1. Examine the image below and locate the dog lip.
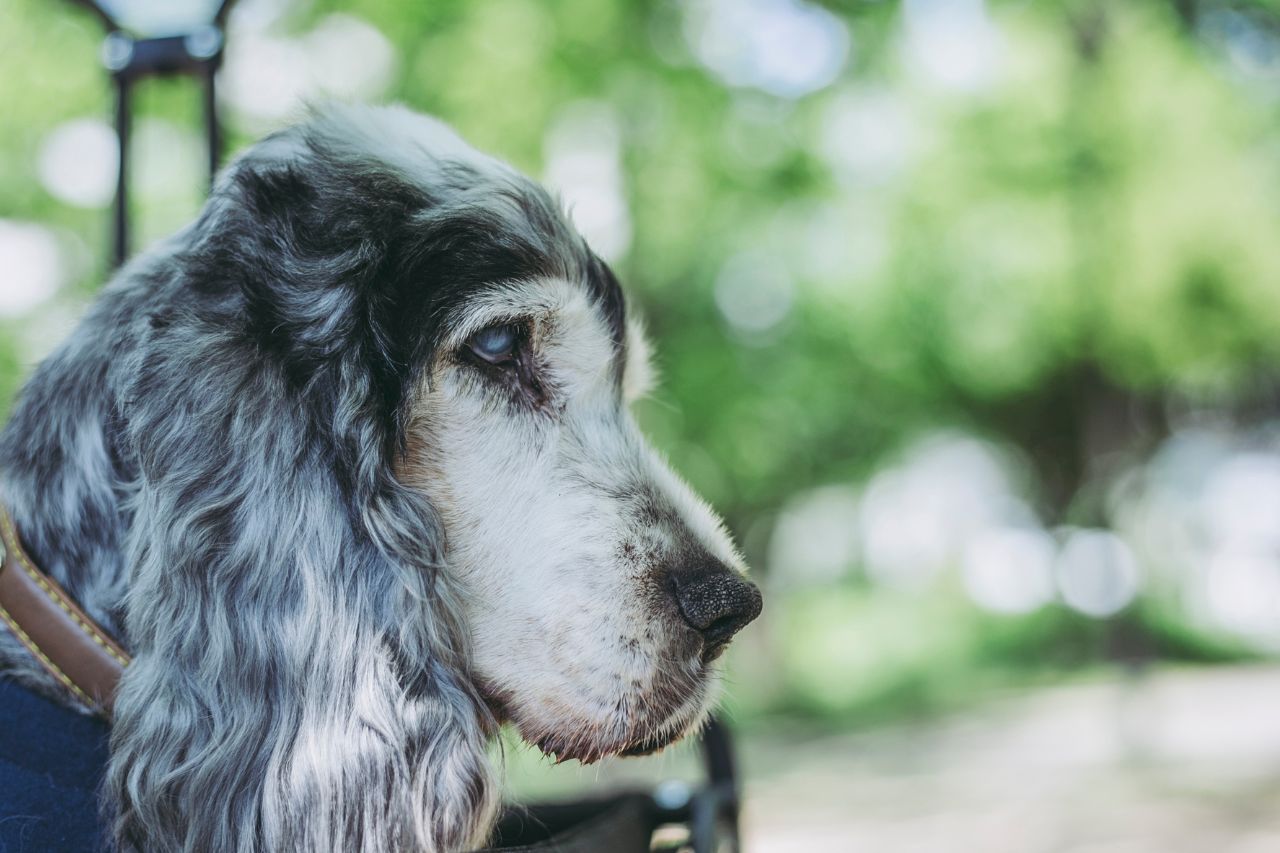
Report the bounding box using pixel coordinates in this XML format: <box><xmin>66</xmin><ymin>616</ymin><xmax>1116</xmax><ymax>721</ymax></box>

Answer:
<box><xmin>533</xmin><ymin>736</ymin><xmax>614</xmax><ymax>766</ymax></box>
<box><xmin>618</xmin><ymin>706</ymin><xmax>699</xmax><ymax>758</ymax></box>
<box><xmin>618</xmin><ymin>728</ymin><xmax>681</xmax><ymax>757</ymax></box>
<box><xmin>474</xmin><ymin>678</ymin><xmax>514</xmax><ymax>725</ymax></box>
<box><xmin>700</xmin><ymin>640</ymin><xmax>731</xmax><ymax>664</ymax></box>
<box><xmin>503</xmin><ymin>655</ymin><xmax>713</xmax><ymax>763</ymax></box>
<box><xmin>527</xmin><ymin>702</ymin><xmax>698</xmax><ymax>763</ymax></box>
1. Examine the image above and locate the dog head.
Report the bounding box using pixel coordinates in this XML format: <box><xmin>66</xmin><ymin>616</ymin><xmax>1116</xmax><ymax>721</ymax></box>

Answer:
<box><xmin>219</xmin><ymin>105</ymin><xmax>761</xmax><ymax>764</ymax></box>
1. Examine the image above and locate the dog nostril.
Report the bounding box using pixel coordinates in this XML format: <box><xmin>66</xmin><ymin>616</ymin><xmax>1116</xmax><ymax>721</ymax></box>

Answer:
<box><xmin>669</xmin><ymin>567</ymin><xmax>763</xmax><ymax>651</ymax></box>
<box><xmin>702</xmin><ymin>612</ymin><xmax>748</xmax><ymax>649</ymax></box>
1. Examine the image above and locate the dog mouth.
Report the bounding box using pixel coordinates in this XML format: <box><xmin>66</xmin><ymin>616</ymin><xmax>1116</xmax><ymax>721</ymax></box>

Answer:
<box><xmin>473</xmin><ymin>632</ymin><xmax>719</xmax><ymax>764</ymax></box>
<box><xmin>474</xmin><ymin>678</ymin><xmax>519</xmax><ymax>730</ymax></box>
<box><xmin>618</xmin><ymin>726</ymin><xmax>685</xmax><ymax>757</ymax></box>
<box><xmin>484</xmin><ymin>669</ymin><xmax>712</xmax><ymax>765</ymax></box>
<box><xmin>532</xmin><ymin>711</ymin><xmax>697</xmax><ymax>764</ymax></box>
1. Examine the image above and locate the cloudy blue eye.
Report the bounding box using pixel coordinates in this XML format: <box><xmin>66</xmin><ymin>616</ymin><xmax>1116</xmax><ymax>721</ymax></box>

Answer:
<box><xmin>468</xmin><ymin>323</ymin><xmax>519</xmax><ymax>364</ymax></box>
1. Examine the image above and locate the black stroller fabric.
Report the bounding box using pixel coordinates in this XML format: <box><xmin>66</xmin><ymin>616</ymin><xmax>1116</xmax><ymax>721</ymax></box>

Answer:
<box><xmin>481</xmin><ymin>794</ymin><xmax>656</xmax><ymax>853</ymax></box>
<box><xmin>0</xmin><ymin>675</ymin><xmax>734</xmax><ymax>853</ymax></box>
<box><xmin>0</xmin><ymin>677</ymin><xmax>112</xmax><ymax>852</ymax></box>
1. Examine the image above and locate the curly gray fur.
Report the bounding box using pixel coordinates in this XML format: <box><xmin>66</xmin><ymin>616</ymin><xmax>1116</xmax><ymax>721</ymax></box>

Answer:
<box><xmin>0</xmin><ymin>105</ymin><xmax>619</xmax><ymax>852</ymax></box>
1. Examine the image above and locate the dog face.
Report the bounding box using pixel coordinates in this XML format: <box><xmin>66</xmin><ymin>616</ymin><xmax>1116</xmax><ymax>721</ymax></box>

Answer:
<box><xmin>402</xmin><ymin>279</ymin><xmax>759</xmax><ymax>762</ymax></box>
<box><xmin>307</xmin><ymin>109</ymin><xmax>763</xmax><ymax>763</ymax></box>
<box><xmin>229</xmin><ymin>106</ymin><xmax>760</xmax><ymax>765</ymax></box>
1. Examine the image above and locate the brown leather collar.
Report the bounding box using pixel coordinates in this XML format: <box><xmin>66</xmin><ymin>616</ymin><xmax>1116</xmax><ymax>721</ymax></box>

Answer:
<box><xmin>0</xmin><ymin>506</ymin><xmax>130</xmax><ymax>716</ymax></box>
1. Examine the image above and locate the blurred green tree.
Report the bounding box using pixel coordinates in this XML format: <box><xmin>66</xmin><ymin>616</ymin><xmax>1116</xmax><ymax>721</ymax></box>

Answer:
<box><xmin>5</xmin><ymin>0</ymin><xmax>1280</xmax><ymax>721</ymax></box>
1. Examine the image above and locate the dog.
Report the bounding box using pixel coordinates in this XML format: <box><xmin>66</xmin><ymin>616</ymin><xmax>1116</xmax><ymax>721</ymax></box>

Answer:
<box><xmin>0</xmin><ymin>104</ymin><xmax>761</xmax><ymax>852</ymax></box>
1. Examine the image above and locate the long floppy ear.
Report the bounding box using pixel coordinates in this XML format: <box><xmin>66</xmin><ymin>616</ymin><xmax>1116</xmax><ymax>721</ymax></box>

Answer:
<box><xmin>106</xmin><ymin>136</ymin><xmax>498</xmax><ymax>852</ymax></box>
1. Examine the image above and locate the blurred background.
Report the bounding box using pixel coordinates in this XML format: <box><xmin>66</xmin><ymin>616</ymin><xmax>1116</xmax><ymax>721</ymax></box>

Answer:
<box><xmin>5</xmin><ymin>0</ymin><xmax>1280</xmax><ymax>849</ymax></box>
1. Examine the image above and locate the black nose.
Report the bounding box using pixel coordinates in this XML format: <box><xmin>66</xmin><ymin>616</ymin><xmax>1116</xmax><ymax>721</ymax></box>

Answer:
<box><xmin>670</xmin><ymin>566</ymin><xmax>762</xmax><ymax>651</ymax></box>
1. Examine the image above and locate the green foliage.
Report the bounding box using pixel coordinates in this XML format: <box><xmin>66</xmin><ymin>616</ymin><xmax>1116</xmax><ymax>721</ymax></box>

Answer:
<box><xmin>2</xmin><ymin>0</ymin><xmax>1278</xmax><ymax>726</ymax></box>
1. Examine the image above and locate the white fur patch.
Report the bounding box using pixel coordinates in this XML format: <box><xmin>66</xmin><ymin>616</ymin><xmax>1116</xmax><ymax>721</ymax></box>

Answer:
<box><xmin>401</xmin><ymin>275</ymin><xmax>749</xmax><ymax>763</ymax></box>
<box><xmin>622</xmin><ymin>316</ymin><xmax>657</xmax><ymax>403</ymax></box>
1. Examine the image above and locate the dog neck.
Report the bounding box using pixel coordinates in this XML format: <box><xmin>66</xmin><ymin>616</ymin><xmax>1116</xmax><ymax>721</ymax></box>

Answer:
<box><xmin>0</xmin><ymin>333</ymin><xmax>134</xmax><ymax>706</ymax></box>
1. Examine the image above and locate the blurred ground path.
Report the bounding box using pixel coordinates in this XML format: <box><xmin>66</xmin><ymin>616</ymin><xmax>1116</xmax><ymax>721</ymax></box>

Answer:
<box><xmin>742</xmin><ymin>665</ymin><xmax>1280</xmax><ymax>852</ymax></box>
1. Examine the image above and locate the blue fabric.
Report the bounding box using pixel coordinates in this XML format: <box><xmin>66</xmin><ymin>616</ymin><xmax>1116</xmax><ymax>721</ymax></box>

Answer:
<box><xmin>0</xmin><ymin>677</ymin><xmax>110</xmax><ymax>852</ymax></box>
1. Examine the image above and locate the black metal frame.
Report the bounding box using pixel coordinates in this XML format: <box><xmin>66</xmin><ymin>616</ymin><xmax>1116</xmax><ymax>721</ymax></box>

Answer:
<box><xmin>67</xmin><ymin>0</ymin><xmax>236</xmax><ymax>267</ymax></box>
<box><xmin>480</xmin><ymin>717</ymin><xmax>743</xmax><ymax>852</ymax></box>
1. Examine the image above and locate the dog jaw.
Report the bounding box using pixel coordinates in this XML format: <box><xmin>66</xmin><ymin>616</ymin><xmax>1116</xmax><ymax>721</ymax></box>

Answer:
<box><xmin>487</xmin><ymin>665</ymin><xmax>718</xmax><ymax>765</ymax></box>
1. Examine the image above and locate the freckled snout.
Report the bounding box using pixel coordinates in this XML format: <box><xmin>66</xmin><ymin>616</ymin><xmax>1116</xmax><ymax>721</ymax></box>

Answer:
<box><xmin>669</xmin><ymin>563</ymin><xmax>762</xmax><ymax>656</ymax></box>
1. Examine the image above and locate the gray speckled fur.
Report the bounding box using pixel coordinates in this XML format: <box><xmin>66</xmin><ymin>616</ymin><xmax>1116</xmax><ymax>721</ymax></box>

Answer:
<box><xmin>0</xmin><ymin>105</ymin><xmax>617</xmax><ymax>852</ymax></box>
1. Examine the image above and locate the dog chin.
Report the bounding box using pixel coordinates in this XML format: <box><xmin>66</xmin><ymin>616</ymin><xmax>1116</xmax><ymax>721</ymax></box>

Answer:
<box><xmin>484</xmin><ymin>677</ymin><xmax>715</xmax><ymax>765</ymax></box>
<box><xmin>528</xmin><ymin>706</ymin><xmax>706</xmax><ymax>765</ymax></box>
<box><xmin>616</xmin><ymin>717</ymin><xmax>699</xmax><ymax>757</ymax></box>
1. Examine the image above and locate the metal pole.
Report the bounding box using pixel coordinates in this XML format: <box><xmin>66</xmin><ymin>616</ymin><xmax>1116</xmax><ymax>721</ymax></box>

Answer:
<box><xmin>71</xmin><ymin>2</ymin><xmax>238</xmax><ymax>269</ymax></box>
<box><xmin>112</xmin><ymin>74</ymin><xmax>131</xmax><ymax>268</ymax></box>
<box><xmin>203</xmin><ymin>62</ymin><xmax>220</xmax><ymax>185</ymax></box>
